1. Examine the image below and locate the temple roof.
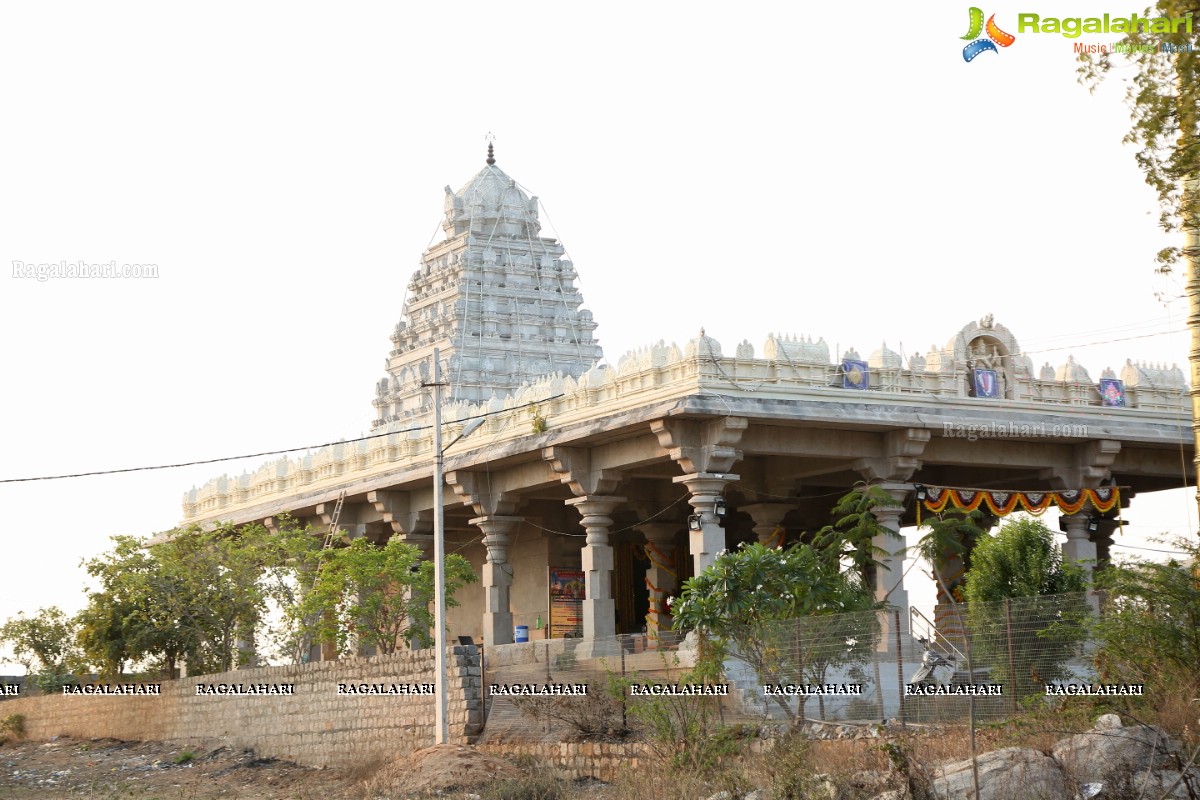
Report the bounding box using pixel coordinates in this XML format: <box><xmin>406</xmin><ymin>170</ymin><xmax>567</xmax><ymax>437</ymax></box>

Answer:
<box><xmin>454</xmin><ymin>164</ymin><xmax>528</xmax><ymax>213</ymax></box>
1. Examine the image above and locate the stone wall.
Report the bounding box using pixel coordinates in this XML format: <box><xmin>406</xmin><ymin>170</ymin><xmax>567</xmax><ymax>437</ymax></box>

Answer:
<box><xmin>478</xmin><ymin>741</ymin><xmax>652</xmax><ymax>783</ymax></box>
<box><xmin>0</xmin><ymin>645</ymin><xmax>482</xmax><ymax>769</ymax></box>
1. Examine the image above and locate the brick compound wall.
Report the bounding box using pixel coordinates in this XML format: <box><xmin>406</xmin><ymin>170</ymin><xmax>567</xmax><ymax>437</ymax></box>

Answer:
<box><xmin>0</xmin><ymin>645</ymin><xmax>483</xmax><ymax>768</ymax></box>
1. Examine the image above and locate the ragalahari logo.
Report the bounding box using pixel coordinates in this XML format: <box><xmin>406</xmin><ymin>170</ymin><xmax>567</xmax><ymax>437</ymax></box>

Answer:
<box><xmin>962</xmin><ymin>8</ymin><xmax>1016</xmax><ymax>61</ymax></box>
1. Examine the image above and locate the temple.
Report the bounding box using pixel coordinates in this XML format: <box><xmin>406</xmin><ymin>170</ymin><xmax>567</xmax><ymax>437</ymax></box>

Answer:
<box><xmin>182</xmin><ymin>149</ymin><xmax>1195</xmax><ymax>651</ymax></box>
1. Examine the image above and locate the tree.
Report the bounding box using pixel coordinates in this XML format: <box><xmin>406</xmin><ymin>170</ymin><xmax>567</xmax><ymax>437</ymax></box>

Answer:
<box><xmin>962</xmin><ymin>517</ymin><xmax>1090</xmax><ymax>698</ymax></box>
<box><xmin>79</xmin><ymin>534</ymin><xmax>190</xmax><ymax>679</ymax></box>
<box><xmin>298</xmin><ymin>537</ymin><xmax>476</xmax><ymax>656</ymax></box>
<box><xmin>1091</xmin><ymin>536</ymin><xmax>1200</xmax><ymax>690</ymax></box>
<box><xmin>911</xmin><ymin>509</ymin><xmax>989</xmax><ymax>607</ymax></box>
<box><xmin>672</xmin><ymin>541</ymin><xmax>878</xmax><ymax>722</ymax></box>
<box><xmin>0</xmin><ymin>607</ymin><xmax>84</xmax><ymax>692</ymax></box>
<box><xmin>79</xmin><ymin>523</ymin><xmax>278</xmax><ymax>678</ymax></box>
<box><xmin>156</xmin><ymin>523</ymin><xmax>271</xmax><ymax>674</ymax></box>
<box><xmin>813</xmin><ymin>483</ymin><xmax>905</xmax><ymax>594</ymax></box>
<box><xmin>1078</xmin><ymin>3</ymin><xmax>1200</xmax><ymax>512</ymax></box>
<box><xmin>253</xmin><ymin>515</ymin><xmax>326</xmax><ymax>664</ymax></box>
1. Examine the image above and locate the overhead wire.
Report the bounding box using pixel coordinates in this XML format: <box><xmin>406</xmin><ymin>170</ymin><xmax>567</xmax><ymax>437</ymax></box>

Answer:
<box><xmin>0</xmin><ymin>394</ymin><xmax>564</xmax><ymax>485</ymax></box>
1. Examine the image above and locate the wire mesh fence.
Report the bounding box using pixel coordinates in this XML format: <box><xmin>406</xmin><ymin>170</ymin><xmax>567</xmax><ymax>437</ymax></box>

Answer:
<box><xmin>479</xmin><ymin>593</ymin><xmax>1098</xmax><ymax>741</ymax></box>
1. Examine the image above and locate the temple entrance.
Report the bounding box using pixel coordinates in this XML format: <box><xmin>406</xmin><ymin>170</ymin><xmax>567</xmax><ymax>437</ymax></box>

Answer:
<box><xmin>614</xmin><ymin>539</ymin><xmax>650</xmax><ymax>634</ymax></box>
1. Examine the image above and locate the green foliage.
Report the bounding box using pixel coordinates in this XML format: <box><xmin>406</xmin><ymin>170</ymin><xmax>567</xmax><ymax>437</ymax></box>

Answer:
<box><xmin>612</xmin><ymin>665</ymin><xmax>747</xmax><ymax>774</ymax></box>
<box><xmin>79</xmin><ymin>520</ymin><xmax>299</xmax><ymax>678</ymax></box>
<box><xmin>672</xmin><ymin>540</ymin><xmax>878</xmax><ymax>722</ymax></box>
<box><xmin>79</xmin><ymin>534</ymin><xmax>180</xmax><ymax>679</ymax></box>
<box><xmin>0</xmin><ymin>607</ymin><xmax>84</xmax><ymax>693</ymax></box>
<box><xmin>963</xmin><ymin>518</ymin><xmax>1090</xmax><ymax>697</ymax></box>
<box><xmin>813</xmin><ymin>484</ymin><xmax>903</xmax><ymax>582</ymax></box>
<box><xmin>0</xmin><ymin>713</ymin><xmax>26</xmax><ymax>741</ymax></box>
<box><xmin>964</xmin><ymin>518</ymin><xmax>1087</xmax><ymax>602</ymax></box>
<box><xmin>1092</xmin><ymin>536</ymin><xmax>1200</xmax><ymax>689</ymax></box>
<box><xmin>172</xmin><ymin>750</ymin><xmax>196</xmax><ymax>764</ymax></box>
<box><xmin>913</xmin><ymin>510</ymin><xmax>989</xmax><ymax>603</ymax></box>
<box><xmin>299</xmin><ymin>537</ymin><xmax>476</xmax><ymax>656</ymax></box>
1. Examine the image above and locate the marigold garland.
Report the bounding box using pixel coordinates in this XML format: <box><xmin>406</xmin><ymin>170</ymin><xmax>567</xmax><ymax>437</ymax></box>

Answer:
<box><xmin>918</xmin><ymin>486</ymin><xmax>1120</xmax><ymax>523</ymax></box>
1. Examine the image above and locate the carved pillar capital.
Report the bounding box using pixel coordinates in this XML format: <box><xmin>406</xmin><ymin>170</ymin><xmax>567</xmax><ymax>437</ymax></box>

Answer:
<box><xmin>1040</xmin><ymin>440</ymin><xmax>1121</xmax><ymax>489</ymax></box>
<box><xmin>651</xmin><ymin>416</ymin><xmax>748</xmax><ymax>475</ymax></box>
<box><xmin>565</xmin><ymin>495</ymin><xmax>625</xmax><ymax>545</ymax></box>
<box><xmin>741</xmin><ymin>502</ymin><xmax>793</xmax><ymax>547</ymax></box>
<box><xmin>470</xmin><ymin>515</ymin><xmax>522</xmax><ymax>564</ymax></box>
<box><xmin>447</xmin><ymin>471</ymin><xmax>521</xmax><ymax>517</ymax></box>
<box><xmin>637</xmin><ymin>522</ymin><xmax>679</xmax><ymax>547</ymax></box>
<box><xmin>544</xmin><ymin>446</ymin><xmax>622</xmax><ymax>496</ymax></box>
<box><xmin>853</xmin><ymin>429</ymin><xmax>931</xmax><ymax>483</ymax></box>
<box><xmin>674</xmin><ymin>472</ymin><xmax>738</xmax><ymax>575</ymax></box>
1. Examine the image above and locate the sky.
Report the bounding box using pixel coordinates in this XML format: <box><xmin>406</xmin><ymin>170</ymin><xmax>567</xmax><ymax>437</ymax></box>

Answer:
<box><xmin>1</xmin><ymin>3</ymin><xmax>1197</xmax><ymax>669</ymax></box>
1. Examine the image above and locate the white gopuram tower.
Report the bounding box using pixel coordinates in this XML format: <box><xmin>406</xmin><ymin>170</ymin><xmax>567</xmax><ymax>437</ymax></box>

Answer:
<box><xmin>372</xmin><ymin>145</ymin><xmax>603</xmax><ymax>428</ymax></box>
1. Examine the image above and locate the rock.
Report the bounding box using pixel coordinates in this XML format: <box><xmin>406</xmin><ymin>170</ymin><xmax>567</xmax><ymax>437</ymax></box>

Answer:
<box><xmin>803</xmin><ymin>775</ymin><xmax>838</xmax><ymax>800</ymax></box>
<box><xmin>848</xmin><ymin>769</ymin><xmax>888</xmax><ymax>790</ymax></box>
<box><xmin>931</xmin><ymin>747</ymin><xmax>1068</xmax><ymax>800</ymax></box>
<box><xmin>1052</xmin><ymin>724</ymin><xmax>1178</xmax><ymax>784</ymax></box>
<box><xmin>1093</xmin><ymin>714</ymin><xmax>1122</xmax><ymax>731</ymax></box>
<box><xmin>743</xmin><ymin>791</ymin><xmax>763</xmax><ymax>800</ymax></box>
<box><xmin>704</xmin><ymin>792</ymin><xmax>732</xmax><ymax>800</ymax></box>
<box><xmin>1129</xmin><ymin>769</ymin><xmax>1200</xmax><ymax>799</ymax></box>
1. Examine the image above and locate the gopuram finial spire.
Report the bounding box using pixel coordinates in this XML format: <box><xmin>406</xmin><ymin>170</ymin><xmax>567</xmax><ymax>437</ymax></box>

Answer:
<box><xmin>485</xmin><ymin>132</ymin><xmax>496</xmax><ymax>166</ymax></box>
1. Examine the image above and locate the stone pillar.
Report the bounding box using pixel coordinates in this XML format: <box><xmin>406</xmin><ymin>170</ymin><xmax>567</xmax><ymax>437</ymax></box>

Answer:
<box><xmin>565</xmin><ymin>496</ymin><xmax>624</xmax><ymax>641</ymax></box>
<box><xmin>472</xmin><ymin>515</ymin><xmax>521</xmax><ymax>648</ymax></box>
<box><xmin>741</xmin><ymin>502</ymin><xmax>792</xmax><ymax>548</ymax></box>
<box><xmin>869</xmin><ymin>489</ymin><xmax>909</xmax><ymax>610</ymax></box>
<box><xmin>1061</xmin><ymin>512</ymin><xmax>1098</xmax><ymax>582</ymax></box>
<box><xmin>638</xmin><ymin>522</ymin><xmax>679</xmax><ymax>637</ymax></box>
<box><xmin>866</xmin><ymin>485</ymin><xmax>911</xmax><ymax>653</ymax></box>
<box><xmin>234</xmin><ymin>626</ymin><xmax>257</xmax><ymax>670</ymax></box>
<box><xmin>674</xmin><ymin>473</ymin><xmax>738</xmax><ymax>575</ymax></box>
<box><xmin>404</xmin><ymin>535</ymin><xmax>434</xmax><ymax>649</ymax></box>
<box><xmin>1091</xmin><ymin>518</ymin><xmax>1119</xmax><ymax>572</ymax></box>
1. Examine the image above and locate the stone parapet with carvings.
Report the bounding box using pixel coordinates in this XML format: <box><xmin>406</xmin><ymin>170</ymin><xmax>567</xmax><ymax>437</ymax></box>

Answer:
<box><xmin>182</xmin><ymin>326</ymin><xmax>1189</xmax><ymax>523</ymax></box>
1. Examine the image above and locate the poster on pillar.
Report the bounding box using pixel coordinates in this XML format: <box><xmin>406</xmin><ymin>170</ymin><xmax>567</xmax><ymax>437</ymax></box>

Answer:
<box><xmin>548</xmin><ymin>568</ymin><xmax>584</xmax><ymax>639</ymax></box>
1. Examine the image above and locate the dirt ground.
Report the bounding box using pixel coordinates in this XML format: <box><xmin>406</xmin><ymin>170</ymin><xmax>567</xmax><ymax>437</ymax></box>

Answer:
<box><xmin>0</xmin><ymin>737</ymin><xmax>523</xmax><ymax>800</ymax></box>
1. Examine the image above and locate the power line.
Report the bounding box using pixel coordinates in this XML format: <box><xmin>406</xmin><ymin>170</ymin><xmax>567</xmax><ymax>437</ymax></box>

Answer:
<box><xmin>0</xmin><ymin>395</ymin><xmax>562</xmax><ymax>485</ymax></box>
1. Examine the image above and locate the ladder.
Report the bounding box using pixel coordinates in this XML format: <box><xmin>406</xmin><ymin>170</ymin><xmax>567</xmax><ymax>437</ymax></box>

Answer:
<box><xmin>321</xmin><ymin>490</ymin><xmax>347</xmax><ymax>549</ymax></box>
<box><xmin>298</xmin><ymin>489</ymin><xmax>347</xmax><ymax>664</ymax></box>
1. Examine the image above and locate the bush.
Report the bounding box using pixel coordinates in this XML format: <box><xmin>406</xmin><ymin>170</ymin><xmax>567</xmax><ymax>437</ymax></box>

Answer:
<box><xmin>485</xmin><ymin>769</ymin><xmax>570</xmax><ymax>800</ymax></box>
<box><xmin>614</xmin><ymin>668</ymin><xmax>750</xmax><ymax>774</ymax></box>
<box><xmin>0</xmin><ymin>713</ymin><xmax>26</xmax><ymax>745</ymax></box>
<box><xmin>510</xmin><ymin>675</ymin><xmax>629</xmax><ymax>740</ymax></box>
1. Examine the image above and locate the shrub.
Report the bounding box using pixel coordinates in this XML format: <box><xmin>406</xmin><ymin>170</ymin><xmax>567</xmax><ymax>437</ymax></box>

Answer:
<box><xmin>510</xmin><ymin>675</ymin><xmax>629</xmax><ymax>740</ymax></box>
<box><xmin>0</xmin><ymin>714</ymin><xmax>26</xmax><ymax>745</ymax></box>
